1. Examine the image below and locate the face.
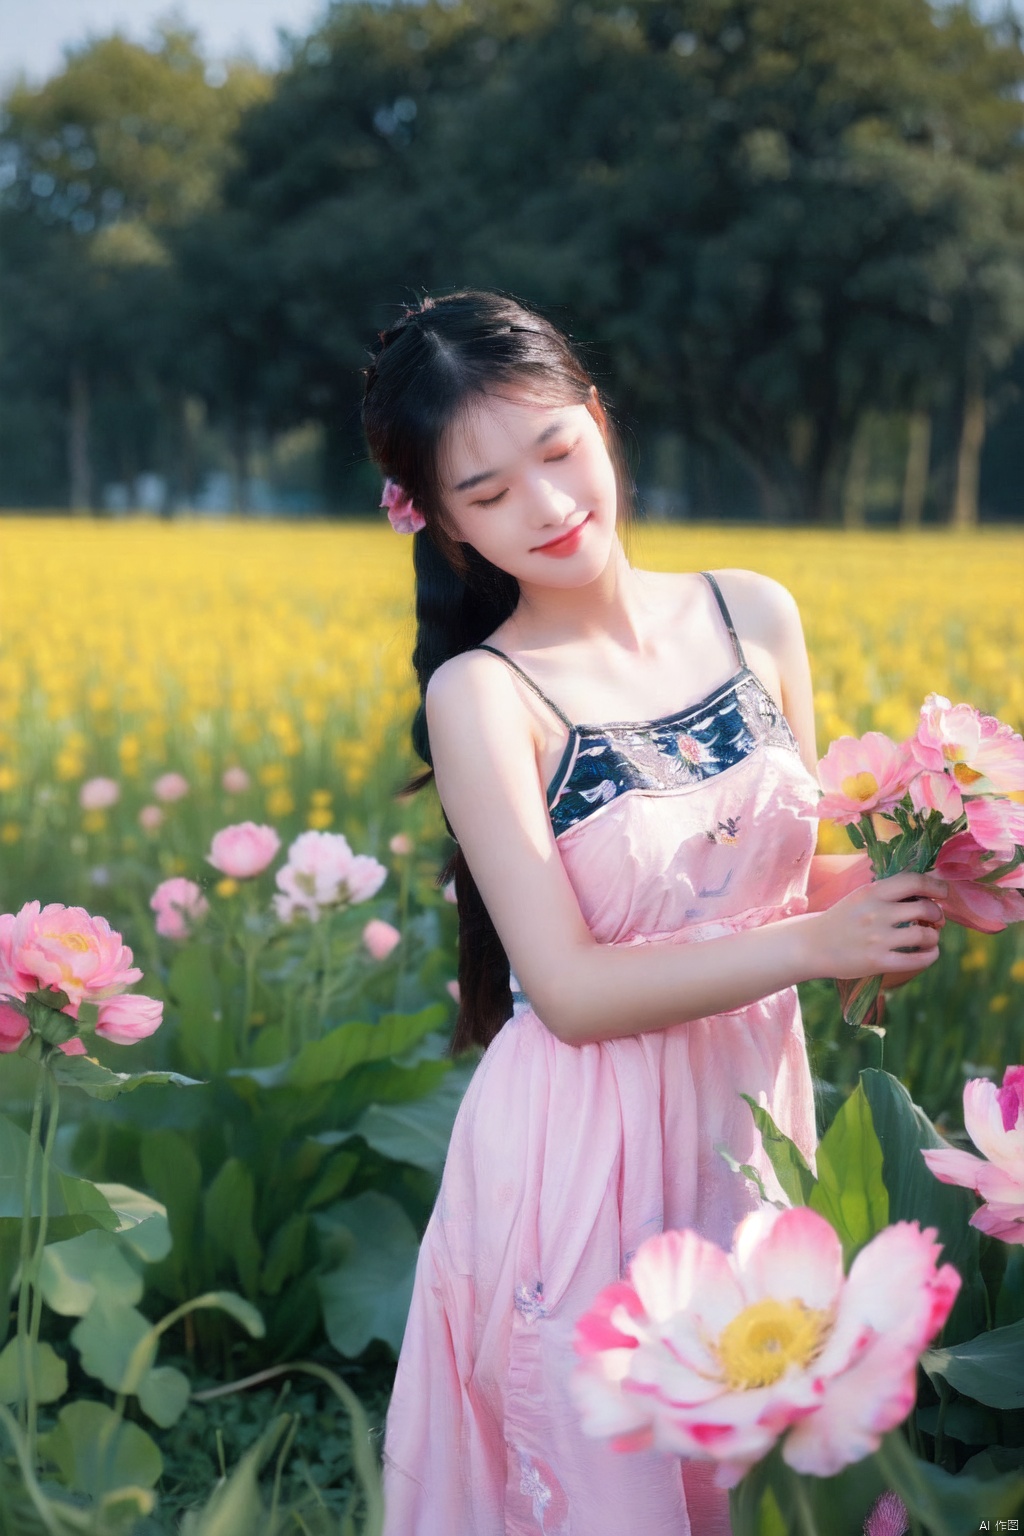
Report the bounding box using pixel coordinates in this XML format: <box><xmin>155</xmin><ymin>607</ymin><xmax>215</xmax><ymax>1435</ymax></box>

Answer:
<box><xmin>440</xmin><ymin>390</ymin><xmax>619</xmax><ymax>586</ymax></box>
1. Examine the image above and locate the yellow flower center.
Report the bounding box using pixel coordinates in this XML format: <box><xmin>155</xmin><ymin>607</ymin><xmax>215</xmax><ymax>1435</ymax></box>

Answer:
<box><xmin>43</xmin><ymin>930</ymin><xmax>91</xmax><ymax>954</ymax></box>
<box><xmin>840</xmin><ymin>771</ymin><xmax>878</xmax><ymax>803</ymax></box>
<box><xmin>715</xmin><ymin>1298</ymin><xmax>829</xmax><ymax>1390</ymax></box>
<box><xmin>951</xmin><ymin>761</ymin><xmax>983</xmax><ymax>788</ymax></box>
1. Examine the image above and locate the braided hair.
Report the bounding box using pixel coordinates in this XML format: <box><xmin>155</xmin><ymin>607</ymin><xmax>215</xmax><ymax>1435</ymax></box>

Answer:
<box><xmin>361</xmin><ymin>291</ymin><xmax>632</xmax><ymax>1050</ymax></box>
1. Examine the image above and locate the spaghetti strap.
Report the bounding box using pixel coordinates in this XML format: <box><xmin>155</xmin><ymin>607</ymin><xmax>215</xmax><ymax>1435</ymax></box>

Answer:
<box><xmin>471</xmin><ymin>644</ymin><xmax>576</xmax><ymax>732</ymax></box>
<box><xmin>700</xmin><ymin>571</ymin><xmax>747</xmax><ymax>670</ymax></box>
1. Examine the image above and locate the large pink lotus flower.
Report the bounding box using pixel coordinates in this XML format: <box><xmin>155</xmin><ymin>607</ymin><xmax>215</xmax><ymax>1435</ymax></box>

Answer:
<box><xmin>907</xmin><ymin>769</ymin><xmax>964</xmax><ymax>824</ymax></box>
<box><xmin>912</xmin><ymin>694</ymin><xmax>1024</xmax><ymax>798</ymax></box>
<box><xmin>571</xmin><ymin>1207</ymin><xmax>959</xmax><ymax>1487</ymax></box>
<box><xmin>817</xmin><ymin>733</ymin><xmax>917</xmax><ymax>824</ymax></box>
<box><xmin>923</xmin><ymin>1066</ymin><xmax>1024</xmax><ymax>1244</ymax></box>
<box><xmin>933</xmin><ymin>832</ymin><xmax>1024</xmax><ymax>933</ymax></box>
<box><xmin>272</xmin><ymin>831</ymin><xmax>386</xmax><ymax>923</ymax></box>
<box><xmin>94</xmin><ymin>992</ymin><xmax>164</xmax><ymax>1045</ymax></box>
<box><xmin>0</xmin><ymin>901</ymin><xmax>142</xmax><ymax>1007</ymax></box>
<box><xmin>150</xmin><ymin>877</ymin><xmax>210</xmax><ymax>940</ymax></box>
<box><xmin>207</xmin><ymin>822</ymin><xmax>281</xmax><ymax>879</ymax></box>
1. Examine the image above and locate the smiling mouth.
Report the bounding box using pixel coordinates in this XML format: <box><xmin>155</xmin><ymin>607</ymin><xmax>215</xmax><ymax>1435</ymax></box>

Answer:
<box><xmin>534</xmin><ymin>513</ymin><xmax>590</xmax><ymax>551</ymax></box>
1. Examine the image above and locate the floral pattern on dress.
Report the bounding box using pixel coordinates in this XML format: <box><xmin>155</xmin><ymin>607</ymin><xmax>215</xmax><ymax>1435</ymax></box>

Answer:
<box><xmin>514</xmin><ymin>1280</ymin><xmax>548</xmax><ymax>1322</ymax></box>
<box><xmin>515</xmin><ymin>1448</ymin><xmax>570</xmax><ymax>1534</ymax></box>
<box><xmin>549</xmin><ymin>670</ymin><xmax>797</xmax><ymax>838</ymax></box>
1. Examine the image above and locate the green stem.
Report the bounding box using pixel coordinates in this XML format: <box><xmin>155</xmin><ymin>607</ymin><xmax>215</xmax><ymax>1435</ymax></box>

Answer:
<box><xmin>0</xmin><ymin>1403</ymin><xmax>66</xmax><ymax>1535</ymax></box>
<box><xmin>789</xmin><ymin>1469</ymin><xmax>820</xmax><ymax>1536</ymax></box>
<box><xmin>317</xmin><ymin>910</ymin><xmax>334</xmax><ymax>1032</ymax></box>
<box><xmin>16</xmin><ymin>1063</ymin><xmax>46</xmax><ymax>1441</ymax></box>
<box><xmin>25</xmin><ymin>1068</ymin><xmax>60</xmax><ymax>1462</ymax></box>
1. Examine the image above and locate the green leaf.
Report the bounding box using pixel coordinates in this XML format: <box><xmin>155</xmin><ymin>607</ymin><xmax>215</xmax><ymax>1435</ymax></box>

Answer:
<box><xmin>740</xmin><ymin>1095</ymin><xmax>816</xmax><ymax>1206</ymax></box>
<box><xmin>316</xmin><ymin>1191</ymin><xmax>420</xmax><ymax>1357</ymax></box>
<box><xmin>0</xmin><ymin>1337</ymin><xmax>68</xmax><ymax>1405</ymax></box>
<box><xmin>0</xmin><ymin>1110</ymin><xmax>119</xmax><ymax>1244</ymax></box>
<box><xmin>351</xmin><ymin>1063</ymin><xmax>469</xmax><ymax>1179</ymax></box>
<box><xmin>39</xmin><ymin>1400</ymin><xmax>162</xmax><ymax>1496</ymax></box>
<box><xmin>860</xmin><ymin>1069</ymin><xmax>983</xmax><ymax>1338</ymax></box>
<box><xmin>178</xmin><ymin>1414</ymin><xmax>291</xmax><ymax>1536</ymax></box>
<box><xmin>168</xmin><ymin>944</ymin><xmax>231</xmax><ymax>1075</ymax></box>
<box><xmin>180</xmin><ymin>1290</ymin><xmax>265</xmax><ymax>1338</ymax></box>
<box><xmin>203</xmin><ymin>1158</ymin><xmax>262</xmax><ymax>1297</ymax></box>
<box><xmin>716</xmin><ymin>1146</ymin><xmax>777</xmax><ymax>1208</ymax></box>
<box><xmin>302</xmin><ymin>1149</ymin><xmax>359</xmax><ymax>1210</ymax></box>
<box><xmin>40</xmin><ymin>1228</ymin><xmax>144</xmax><ymax>1316</ymax></box>
<box><xmin>877</xmin><ymin>1428</ymin><xmax>1024</xmax><ymax>1536</ymax></box>
<box><xmin>71</xmin><ymin>1296</ymin><xmax>156</xmax><ymax>1394</ymax></box>
<box><xmin>809</xmin><ymin>1082</ymin><xmax>889</xmax><ymax>1265</ymax></box>
<box><xmin>238</xmin><ymin>1005</ymin><xmax>446</xmax><ymax>1091</ymax></box>
<box><xmin>260</xmin><ymin>1213</ymin><xmax>310</xmax><ymax>1296</ymax></box>
<box><xmin>137</xmin><ymin>1364</ymin><xmax>191</xmax><ymax>1428</ymax></box>
<box><xmin>49</xmin><ymin>1053</ymin><xmax>201</xmax><ymax>1100</ymax></box>
<box><xmin>140</xmin><ymin>1129</ymin><xmax>202</xmax><ymax>1290</ymax></box>
<box><xmin>921</xmin><ymin>1318</ymin><xmax>1024</xmax><ymax>1409</ymax></box>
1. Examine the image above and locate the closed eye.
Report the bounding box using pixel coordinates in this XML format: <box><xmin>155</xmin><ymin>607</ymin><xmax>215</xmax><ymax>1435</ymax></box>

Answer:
<box><xmin>544</xmin><ymin>440</ymin><xmax>578</xmax><ymax>462</ymax></box>
<box><xmin>473</xmin><ymin>488</ymin><xmax>508</xmax><ymax>507</ymax></box>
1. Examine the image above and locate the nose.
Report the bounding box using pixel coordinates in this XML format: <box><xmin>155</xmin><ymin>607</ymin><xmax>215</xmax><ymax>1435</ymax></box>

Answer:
<box><xmin>530</xmin><ymin>474</ymin><xmax>576</xmax><ymax>525</ymax></box>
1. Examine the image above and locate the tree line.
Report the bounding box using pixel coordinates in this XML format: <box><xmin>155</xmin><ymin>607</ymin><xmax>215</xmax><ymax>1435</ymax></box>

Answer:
<box><xmin>1</xmin><ymin>0</ymin><xmax>1023</xmax><ymax>522</ymax></box>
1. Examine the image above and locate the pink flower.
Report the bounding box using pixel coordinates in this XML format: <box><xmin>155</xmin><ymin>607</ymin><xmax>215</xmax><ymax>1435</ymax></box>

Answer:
<box><xmin>912</xmin><ymin>695</ymin><xmax>1024</xmax><ymax>797</ymax></box>
<box><xmin>150</xmin><ymin>877</ymin><xmax>210</xmax><ymax>940</ymax></box>
<box><xmin>381</xmin><ymin>478</ymin><xmax>426</xmax><ymax>534</ymax></box>
<box><xmin>0</xmin><ymin>999</ymin><xmax>29</xmax><ymax>1053</ymax></box>
<box><xmin>79</xmin><ymin>777</ymin><xmax>120</xmax><ymax>811</ymax></box>
<box><xmin>907</xmin><ymin>769</ymin><xmax>963</xmax><ymax>823</ymax></box>
<box><xmin>963</xmin><ymin>796</ymin><xmax>1024</xmax><ymax>858</ymax></box>
<box><xmin>389</xmin><ymin>833</ymin><xmax>414</xmax><ymax>856</ymax></box>
<box><xmin>94</xmin><ymin>992</ymin><xmax>164</xmax><ymax>1045</ymax></box>
<box><xmin>933</xmin><ymin>832</ymin><xmax>1024</xmax><ymax>933</ymax></box>
<box><xmin>864</xmin><ymin>1490</ymin><xmax>909</xmax><ymax>1536</ymax></box>
<box><xmin>923</xmin><ymin>1066</ymin><xmax>1024</xmax><ymax>1244</ymax></box>
<box><xmin>442</xmin><ymin>879</ymin><xmax>457</xmax><ymax>904</ymax></box>
<box><xmin>817</xmin><ymin>733</ymin><xmax>916</xmax><ymax>824</ymax></box>
<box><xmin>446</xmin><ymin>979</ymin><xmax>460</xmax><ymax>1003</ymax></box>
<box><xmin>0</xmin><ymin>901</ymin><xmax>142</xmax><ymax>1007</ymax></box>
<box><xmin>138</xmin><ymin>805</ymin><xmax>165</xmax><ymax>831</ymax></box>
<box><xmin>571</xmin><ymin>1206</ymin><xmax>959</xmax><ymax>1487</ymax></box>
<box><xmin>57</xmin><ymin>1036</ymin><xmax>87</xmax><ymax>1055</ymax></box>
<box><xmin>221</xmin><ymin>765</ymin><xmax>250</xmax><ymax>794</ymax></box>
<box><xmin>207</xmin><ymin>822</ymin><xmax>281</xmax><ymax>879</ymax></box>
<box><xmin>362</xmin><ymin>918</ymin><xmax>401</xmax><ymax>960</ymax></box>
<box><xmin>153</xmin><ymin>772</ymin><xmax>189</xmax><ymax>803</ymax></box>
<box><xmin>272</xmin><ymin>831</ymin><xmax>386</xmax><ymax>923</ymax></box>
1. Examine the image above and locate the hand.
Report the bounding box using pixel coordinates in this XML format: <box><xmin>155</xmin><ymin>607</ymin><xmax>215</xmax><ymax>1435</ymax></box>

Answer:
<box><xmin>808</xmin><ymin>870</ymin><xmax>947</xmax><ymax>983</ymax></box>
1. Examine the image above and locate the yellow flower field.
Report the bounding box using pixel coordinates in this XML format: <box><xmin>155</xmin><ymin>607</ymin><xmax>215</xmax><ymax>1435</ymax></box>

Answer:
<box><xmin>1</xmin><ymin>519</ymin><xmax>1022</xmax><ymax>834</ymax></box>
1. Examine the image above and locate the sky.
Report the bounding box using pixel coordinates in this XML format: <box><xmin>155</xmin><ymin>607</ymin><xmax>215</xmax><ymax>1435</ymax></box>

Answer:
<box><xmin>0</xmin><ymin>0</ymin><xmax>332</xmax><ymax>90</ymax></box>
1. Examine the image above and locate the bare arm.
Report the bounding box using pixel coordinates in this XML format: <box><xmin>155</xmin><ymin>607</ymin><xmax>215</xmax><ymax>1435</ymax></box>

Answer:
<box><xmin>427</xmin><ymin>624</ymin><xmax>945</xmax><ymax>1047</ymax></box>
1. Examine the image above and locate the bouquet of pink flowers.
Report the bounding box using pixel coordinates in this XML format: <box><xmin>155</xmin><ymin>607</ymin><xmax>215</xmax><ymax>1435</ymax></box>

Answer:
<box><xmin>817</xmin><ymin>693</ymin><xmax>1024</xmax><ymax>1029</ymax></box>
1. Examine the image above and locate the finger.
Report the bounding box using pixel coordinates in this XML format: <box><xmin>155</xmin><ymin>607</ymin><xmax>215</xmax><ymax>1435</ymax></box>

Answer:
<box><xmin>882</xmin><ymin>944</ymin><xmax>940</xmax><ymax>972</ymax></box>
<box><xmin>879</xmin><ymin>872</ymin><xmax>949</xmax><ymax>900</ymax></box>
<box><xmin>890</xmin><ymin>899</ymin><xmax>946</xmax><ymax>926</ymax></box>
<box><xmin>887</xmin><ymin>923</ymin><xmax>941</xmax><ymax>950</ymax></box>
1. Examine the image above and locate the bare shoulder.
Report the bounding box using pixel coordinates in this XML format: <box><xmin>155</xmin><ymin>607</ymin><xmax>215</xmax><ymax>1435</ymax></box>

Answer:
<box><xmin>425</xmin><ymin>647</ymin><xmax>531</xmax><ymax>736</ymax></box>
<box><xmin>710</xmin><ymin>568</ymin><xmax>803</xmax><ymax>649</ymax></box>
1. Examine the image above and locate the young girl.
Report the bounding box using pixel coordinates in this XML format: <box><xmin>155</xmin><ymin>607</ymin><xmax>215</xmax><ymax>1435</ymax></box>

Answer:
<box><xmin>361</xmin><ymin>291</ymin><xmax>946</xmax><ymax>1536</ymax></box>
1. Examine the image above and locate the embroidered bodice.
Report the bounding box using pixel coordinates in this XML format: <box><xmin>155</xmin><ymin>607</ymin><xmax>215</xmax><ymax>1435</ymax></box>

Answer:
<box><xmin>474</xmin><ymin>571</ymin><xmax>801</xmax><ymax>840</ymax></box>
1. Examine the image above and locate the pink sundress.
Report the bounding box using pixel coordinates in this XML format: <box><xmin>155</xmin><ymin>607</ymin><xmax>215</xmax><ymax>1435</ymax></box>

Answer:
<box><xmin>382</xmin><ymin>573</ymin><xmax>822</xmax><ymax>1535</ymax></box>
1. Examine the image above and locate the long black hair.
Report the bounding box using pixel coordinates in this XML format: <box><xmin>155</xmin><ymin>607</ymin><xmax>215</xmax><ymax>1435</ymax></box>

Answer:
<box><xmin>361</xmin><ymin>291</ymin><xmax>632</xmax><ymax>1051</ymax></box>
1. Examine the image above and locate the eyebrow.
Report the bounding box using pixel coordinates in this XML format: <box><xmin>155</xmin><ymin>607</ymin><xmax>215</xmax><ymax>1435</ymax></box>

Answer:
<box><xmin>452</xmin><ymin>420</ymin><xmax>567</xmax><ymax>493</ymax></box>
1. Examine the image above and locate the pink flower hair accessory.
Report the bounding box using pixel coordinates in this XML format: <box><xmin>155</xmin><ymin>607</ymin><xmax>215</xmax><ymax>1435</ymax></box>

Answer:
<box><xmin>381</xmin><ymin>478</ymin><xmax>426</xmax><ymax>534</ymax></box>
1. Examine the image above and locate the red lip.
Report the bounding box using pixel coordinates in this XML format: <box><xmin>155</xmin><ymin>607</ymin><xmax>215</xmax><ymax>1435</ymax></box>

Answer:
<box><xmin>535</xmin><ymin>513</ymin><xmax>590</xmax><ymax>555</ymax></box>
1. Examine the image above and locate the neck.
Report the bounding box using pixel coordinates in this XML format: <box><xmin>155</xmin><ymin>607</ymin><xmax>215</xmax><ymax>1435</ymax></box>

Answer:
<box><xmin>509</xmin><ymin>539</ymin><xmax>656</xmax><ymax>653</ymax></box>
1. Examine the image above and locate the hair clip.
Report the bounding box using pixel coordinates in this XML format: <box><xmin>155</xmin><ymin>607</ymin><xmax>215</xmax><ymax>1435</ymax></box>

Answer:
<box><xmin>381</xmin><ymin>478</ymin><xmax>426</xmax><ymax>534</ymax></box>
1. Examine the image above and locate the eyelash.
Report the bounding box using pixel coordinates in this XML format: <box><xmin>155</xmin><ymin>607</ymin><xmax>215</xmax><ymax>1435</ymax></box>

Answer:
<box><xmin>472</xmin><ymin>442</ymin><xmax>577</xmax><ymax>507</ymax></box>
